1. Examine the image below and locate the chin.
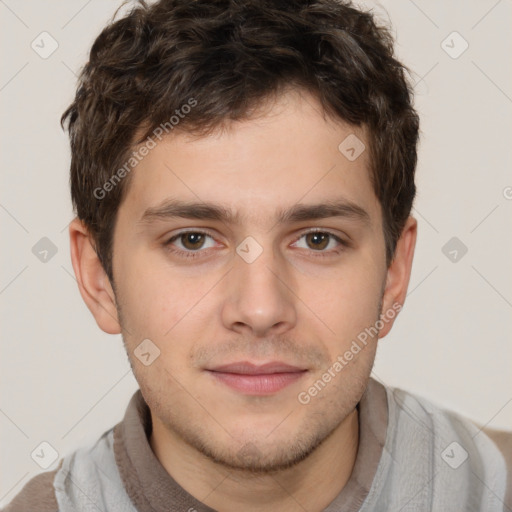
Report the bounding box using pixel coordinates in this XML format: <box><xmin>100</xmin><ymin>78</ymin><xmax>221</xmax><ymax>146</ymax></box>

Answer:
<box><xmin>196</xmin><ymin>434</ymin><xmax>327</xmax><ymax>474</ymax></box>
<box><xmin>177</xmin><ymin>412</ymin><xmax>338</xmax><ymax>474</ymax></box>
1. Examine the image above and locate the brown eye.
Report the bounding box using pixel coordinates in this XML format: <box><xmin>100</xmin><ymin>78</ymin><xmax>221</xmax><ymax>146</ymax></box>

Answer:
<box><xmin>305</xmin><ymin>232</ymin><xmax>330</xmax><ymax>250</ymax></box>
<box><xmin>180</xmin><ymin>232</ymin><xmax>206</xmax><ymax>250</ymax></box>
<box><xmin>291</xmin><ymin>230</ymin><xmax>346</xmax><ymax>256</ymax></box>
<box><xmin>164</xmin><ymin>230</ymin><xmax>218</xmax><ymax>260</ymax></box>
<box><xmin>164</xmin><ymin>230</ymin><xmax>217</xmax><ymax>259</ymax></box>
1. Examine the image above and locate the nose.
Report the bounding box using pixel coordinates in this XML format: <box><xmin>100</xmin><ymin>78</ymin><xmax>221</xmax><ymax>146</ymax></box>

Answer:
<box><xmin>221</xmin><ymin>242</ymin><xmax>297</xmax><ymax>338</ymax></box>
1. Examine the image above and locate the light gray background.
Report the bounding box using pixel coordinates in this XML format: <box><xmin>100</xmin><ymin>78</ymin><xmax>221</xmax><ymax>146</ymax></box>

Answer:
<box><xmin>1</xmin><ymin>0</ymin><xmax>511</xmax><ymax>506</ymax></box>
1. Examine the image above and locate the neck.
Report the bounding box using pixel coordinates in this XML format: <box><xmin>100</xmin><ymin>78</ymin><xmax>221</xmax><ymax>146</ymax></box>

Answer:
<box><xmin>150</xmin><ymin>407</ymin><xmax>359</xmax><ymax>512</ymax></box>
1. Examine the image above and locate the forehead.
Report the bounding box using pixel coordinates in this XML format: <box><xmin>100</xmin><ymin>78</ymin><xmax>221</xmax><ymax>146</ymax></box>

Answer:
<box><xmin>118</xmin><ymin>89</ymin><xmax>381</xmax><ymax>228</ymax></box>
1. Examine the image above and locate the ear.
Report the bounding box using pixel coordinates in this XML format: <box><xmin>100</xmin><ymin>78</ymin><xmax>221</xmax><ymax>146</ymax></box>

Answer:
<box><xmin>69</xmin><ymin>218</ymin><xmax>121</xmax><ymax>334</ymax></box>
<box><xmin>378</xmin><ymin>216</ymin><xmax>417</xmax><ymax>339</ymax></box>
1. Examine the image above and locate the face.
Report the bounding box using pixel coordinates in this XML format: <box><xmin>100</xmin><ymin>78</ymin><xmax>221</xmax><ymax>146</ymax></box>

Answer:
<box><xmin>99</xmin><ymin>89</ymin><xmax>403</xmax><ymax>472</ymax></box>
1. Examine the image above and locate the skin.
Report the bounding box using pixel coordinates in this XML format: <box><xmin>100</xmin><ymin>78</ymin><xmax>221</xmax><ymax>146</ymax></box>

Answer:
<box><xmin>70</xmin><ymin>88</ymin><xmax>417</xmax><ymax>512</ymax></box>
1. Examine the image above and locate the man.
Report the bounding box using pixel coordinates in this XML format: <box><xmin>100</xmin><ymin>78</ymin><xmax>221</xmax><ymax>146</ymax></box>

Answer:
<box><xmin>4</xmin><ymin>0</ymin><xmax>510</xmax><ymax>510</ymax></box>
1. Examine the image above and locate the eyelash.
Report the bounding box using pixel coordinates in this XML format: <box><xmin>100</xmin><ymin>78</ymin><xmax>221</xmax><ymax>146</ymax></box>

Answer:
<box><xmin>164</xmin><ymin>229</ymin><xmax>349</xmax><ymax>260</ymax></box>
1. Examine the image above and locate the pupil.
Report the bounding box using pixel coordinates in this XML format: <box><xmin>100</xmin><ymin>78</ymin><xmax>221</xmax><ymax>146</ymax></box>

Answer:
<box><xmin>308</xmin><ymin>232</ymin><xmax>328</xmax><ymax>250</ymax></box>
<box><xmin>183</xmin><ymin>233</ymin><xmax>204</xmax><ymax>249</ymax></box>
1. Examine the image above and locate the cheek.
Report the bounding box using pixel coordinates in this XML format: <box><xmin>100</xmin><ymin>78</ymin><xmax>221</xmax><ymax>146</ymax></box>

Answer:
<box><xmin>301</xmin><ymin>261</ymin><xmax>383</xmax><ymax>336</ymax></box>
<box><xmin>116</xmin><ymin>251</ymin><xmax>217</xmax><ymax>346</ymax></box>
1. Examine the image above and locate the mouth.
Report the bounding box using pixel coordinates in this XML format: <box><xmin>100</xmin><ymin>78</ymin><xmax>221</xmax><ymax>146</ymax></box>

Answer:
<box><xmin>205</xmin><ymin>361</ymin><xmax>308</xmax><ymax>395</ymax></box>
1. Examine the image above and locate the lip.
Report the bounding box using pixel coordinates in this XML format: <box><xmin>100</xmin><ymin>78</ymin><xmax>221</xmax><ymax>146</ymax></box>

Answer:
<box><xmin>209</xmin><ymin>361</ymin><xmax>306</xmax><ymax>374</ymax></box>
<box><xmin>206</xmin><ymin>361</ymin><xmax>308</xmax><ymax>395</ymax></box>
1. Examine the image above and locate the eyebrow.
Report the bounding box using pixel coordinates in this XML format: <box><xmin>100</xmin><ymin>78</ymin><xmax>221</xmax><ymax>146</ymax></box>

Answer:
<box><xmin>138</xmin><ymin>198</ymin><xmax>371</xmax><ymax>226</ymax></box>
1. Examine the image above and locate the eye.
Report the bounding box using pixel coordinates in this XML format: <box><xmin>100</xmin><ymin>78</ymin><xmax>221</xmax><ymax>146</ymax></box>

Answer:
<box><xmin>291</xmin><ymin>230</ymin><xmax>346</xmax><ymax>254</ymax></box>
<box><xmin>163</xmin><ymin>229</ymin><xmax>347</xmax><ymax>260</ymax></box>
<box><xmin>165</xmin><ymin>230</ymin><xmax>217</xmax><ymax>257</ymax></box>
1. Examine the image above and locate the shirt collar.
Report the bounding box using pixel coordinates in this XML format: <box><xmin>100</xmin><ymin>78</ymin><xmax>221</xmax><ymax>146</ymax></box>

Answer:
<box><xmin>113</xmin><ymin>377</ymin><xmax>388</xmax><ymax>512</ymax></box>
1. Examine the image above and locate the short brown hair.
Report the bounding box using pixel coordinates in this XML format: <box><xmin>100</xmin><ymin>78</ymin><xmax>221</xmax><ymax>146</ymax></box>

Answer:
<box><xmin>62</xmin><ymin>0</ymin><xmax>419</xmax><ymax>282</ymax></box>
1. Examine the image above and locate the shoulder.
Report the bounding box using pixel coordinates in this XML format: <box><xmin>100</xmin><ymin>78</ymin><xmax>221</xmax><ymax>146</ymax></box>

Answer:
<box><xmin>387</xmin><ymin>384</ymin><xmax>511</xmax><ymax>459</ymax></box>
<box><xmin>476</xmin><ymin>424</ymin><xmax>512</xmax><ymax>510</ymax></box>
<box><xmin>382</xmin><ymin>384</ymin><xmax>511</xmax><ymax>507</ymax></box>
<box><xmin>2</xmin><ymin>460</ymin><xmax>62</xmax><ymax>512</ymax></box>
<box><xmin>483</xmin><ymin>426</ymin><xmax>512</xmax><ymax>466</ymax></box>
<box><xmin>386</xmin><ymin>384</ymin><xmax>510</xmax><ymax>455</ymax></box>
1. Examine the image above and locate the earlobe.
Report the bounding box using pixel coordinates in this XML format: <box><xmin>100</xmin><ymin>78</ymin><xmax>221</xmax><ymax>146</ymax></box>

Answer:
<box><xmin>378</xmin><ymin>216</ymin><xmax>417</xmax><ymax>339</ymax></box>
<box><xmin>69</xmin><ymin>218</ymin><xmax>121</xmax><ymax>334</ymax></box>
